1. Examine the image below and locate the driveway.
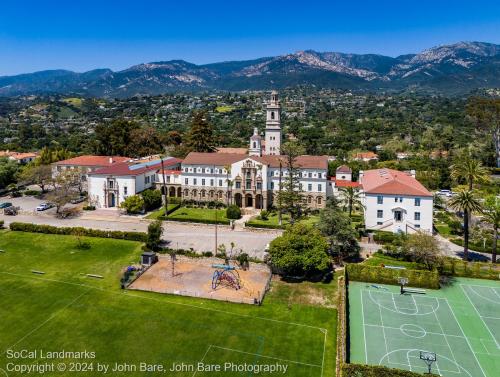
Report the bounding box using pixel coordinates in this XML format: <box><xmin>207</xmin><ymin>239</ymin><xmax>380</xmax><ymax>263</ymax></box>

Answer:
<box><xmin>0</xmin><ymin>212</ymin><xmax>281</xmax><ymax>260</ymax></box>
<box><xmin>435</xmin><ymin>234</ymin><xmax>492</xmax><ymax>262</ymax></box>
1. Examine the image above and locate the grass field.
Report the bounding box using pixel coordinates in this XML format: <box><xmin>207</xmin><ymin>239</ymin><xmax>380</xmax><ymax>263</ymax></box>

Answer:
<box><xmin>166</xmin><ymin>206</ymin><xmax>230</xmax><ymax>224</ymax></box>
<box><xmin>349</xmin><ymin>278</ymin><xmax>500</xmax><ymax>377</ymax></box>
<box><xmin>145</xmin><ymin>204</ymin><xmax>180</xmax><ymax>219</ymax></box>
<box><xmin>0</xmin><ymin>231</ymin><xmax>336</xmax><ymax>376</ymax></box>
<box><xmin>246</xmin><ymin>213</ymin><xmax>319</xmax><ymax>229</ymax></box>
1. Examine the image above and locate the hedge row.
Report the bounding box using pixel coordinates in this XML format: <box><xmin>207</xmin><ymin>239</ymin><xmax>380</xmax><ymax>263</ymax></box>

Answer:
<box><xmin>9</xmin><ymin>222</ymin><xmax>147</xmax><ymax>242</ymax></box>
<box><xmin>342</xmin><ymin>364</ymin><xmax>438</xmax><ymax>377</ymax></box>
<box><xmin>336</xmin><ymin>273</ymin><xmax>347</xmax><ymax>377</ymax></box>
<box><xmin>441</xmin><ymin>258</ymin><xmax>499</xmax><ymax>280</ymax></box>
<box><xmin>245</xmin><ymin>221</ymin><xmax>284</xmax><ymax>230</ymax></box>
<box><xmin>161</xmin><ymin>217</ymin><xmax>230</xmax><ymax>225</ymax></box>
<box><xmin>166</xmin><ymin>203</ymin><xmax>181</xmax><ymax>215</ymax></box>
<box><xmin>346</xmin><ymin>263</ymin><xmax>439</xmax><ymax>289</ymax></box>
<box><xmin>373</xmin><ymin>231</ymin><xmax>398</xmax><ymax>243</ymax></box>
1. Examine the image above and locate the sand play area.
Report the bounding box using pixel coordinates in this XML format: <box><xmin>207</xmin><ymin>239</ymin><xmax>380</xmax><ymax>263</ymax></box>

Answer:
<box><xmin>128</xmin><ymin>255</ymin><xmax>272</xmax><ymax>304</ymax></box>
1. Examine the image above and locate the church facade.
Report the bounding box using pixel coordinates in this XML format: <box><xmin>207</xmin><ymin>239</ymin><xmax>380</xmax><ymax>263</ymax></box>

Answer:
<box><xmin>161</xmin><ymin>91</ymin><xmax>329</xmax><ymax>210</ymax></box>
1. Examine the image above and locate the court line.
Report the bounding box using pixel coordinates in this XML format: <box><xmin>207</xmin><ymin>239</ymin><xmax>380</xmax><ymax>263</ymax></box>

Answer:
<box><xmin>433</xmin><ymin>301</ymin><xmax>460</xmax><ymax>374</ymax></box>
<box><xmin>192</xmin><ymin>345</ymin><xmax>212</xmax><ymax>377</ymax></box>
<box><xmin>364</xmin><ymin>323</ymin><xmax>465</xmax><ymax>339</ymax></box>
<box><xmin>210</xmin><ymin>345</ymin><xmax>321</xmax><ymax>368</ymax></box>
<box><xmin>466</xmin><ymin>284</ymin><xmax>500</xmax><ymax>305</ymax></box>
<box><xmin>360</xmin><ymin>290</ymin><xmax>368</xmax><ymax>364</ymax></box>
<box><xmin>443</xmin><ymin>297</ymin><xmax>487</xmax><ymax>377</ymax></box>
<box><xmin>460</xmin><ymin>285</ymin><xmax>500</xmax><ymax>350</ymax></box>
<box><xmin>378</xmin><ymin>297</ymin><xmax>391</xmax><ymax>367</ymax></box>
<box><xmin>367</xmin><ymin>289</ymin><xmax>440</xmax><ymax>316</ymax></box>
<box><xmin>320</xmin><ymin>329</ymin><xmax>327</xmax><ymax>377</ymax></box>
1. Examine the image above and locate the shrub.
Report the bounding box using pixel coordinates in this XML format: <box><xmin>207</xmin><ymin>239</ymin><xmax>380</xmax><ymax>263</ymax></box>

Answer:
<box><xmin>141</xmin><ymin>189</ymin><xmax>162</xmax><ymax>211</ymax></box>
<box><xmin>259</xmin><ymin>210</ymin><xmax>269</xmax><ymax>220</ymax></box>
<box><xmin>343</xmin><ymin>364</ymin><xmax>438</xmax><ymax>377</ymax></box>
<box><xmin>120</xmin><ymin>195</ymin><xmax>144</xmax><ymax>214</ymax></box>
<box><xmin>226</xmin><ymin>204</ymin><xmax>241</xmax><ymax>220</ymax></box>
<box><xmin>162</xmin><ymin>217</ymin><xmax>230</xmax><ymax>225</ymax></box>
<box><xmin>9</xmin><ymin>222</ymin><xmax>147</xmax><ymax>242</ymax></box>
<box><xmin>146</xmin><ymin>220</ymin><xmax>163</xmax><ymax>251</ymax></box>
<box><xmin>23</xmin><ymin>189</ymin><xmax>41</xmax><ymax>196</ymax></box>
<box><xmin>373</xmin><ymin>231</ymin><xmax>398</xmax><ymax>244</ymax></box>
<box><xmin>245</xmin><ymin>222</ymin><xmax>284</xmax><ymax>229</ymax></box>
<box><xmin>83</xmin><ymin>205</ymin><xmax>96</xmax><ymax>211</ymax></box>
<box><xmin>0</xmin><ymin>220</ymin><xmax>4</xmax><ymax>229</ymax></box>
<box><xmin>346</xmin><ymin>264</ymin><xmax>439</xmax><ymax>289</ymax></box>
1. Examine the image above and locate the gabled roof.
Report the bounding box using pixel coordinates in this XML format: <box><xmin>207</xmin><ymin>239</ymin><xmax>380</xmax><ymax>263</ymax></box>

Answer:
<box><xmin>215</xmin><ymin>147</ymin><xmax>248</xmax><ymax>155</ymax></box>
<box><xmin>183</xmin><ymin>152</ymin><xmax>247</xmax><ymax>166</ymax></box>
<box><xmin>354</xmin><ymin>152</ymin><xmax>379</xmax><ymax>160</ymax></box>
<box><xmin>90</xmin><ymin>157</ymin><xmax>181</xmax><ymax>176</ymax></box>
<box><xmin>54</xmin><ymin>155</ymin><xmax>131</xmax><ymax>167</ymax></box>
<box><xmin>360</xmin><ymin>169</ymin><xmax>432</xmax><ymax>197</ymax></box>
<box><xmin>336</xmin><ymin>165</ymin><xmax>352</xmax><ymax>173</ymax></box>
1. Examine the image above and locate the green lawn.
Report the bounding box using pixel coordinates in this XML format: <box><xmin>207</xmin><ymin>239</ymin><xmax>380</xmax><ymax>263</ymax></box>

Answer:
<box><xmin>215</xmin><ymin>105</ymin><xmax>235</xmax><ymax>113</ymax></box>
<box><xmin>247</xmin><ymin>213</ymin><xmax>319</xmax><ymax>229</ymax></box>
<box><xmin>166</xmin><ymin>206</ymin><xmax>230</xmax><ymax>224</ymax></box>
<box><xmin>145</xmin><ymin>204</ymin><xmax>180</xmax><ymax>220</ymax></box>
<box><xmin>363</xmin><ymin>251</ymin><xmax>426</xmax><ymax>270</ymax></box>
<box><xmin>0</xmin><ymin>231</ymin><xmax>336</xmax><ymax>376</ymax></box>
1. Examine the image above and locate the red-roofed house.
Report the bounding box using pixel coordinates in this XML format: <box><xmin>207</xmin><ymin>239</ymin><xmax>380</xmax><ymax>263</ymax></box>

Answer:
<box><xmin>359</xmin><ymin>169</ymin><xmax>433</xmax><ymax>233</ymax></box>
<box><xmin>353</xmin><ymin>151</ymin><xmax>379</xmax><ymax>162</ymax></box>
<box><xmin>87</xmin><ymin>157</ymin><xmax>181</xmax><ymax>208</ymax></box>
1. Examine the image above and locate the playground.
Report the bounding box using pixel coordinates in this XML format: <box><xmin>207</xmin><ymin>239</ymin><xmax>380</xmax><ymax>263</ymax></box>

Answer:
<box><xmin>128</xmin><ymin>255</ymin><xmax>272</xmax><ymax>304</ymax></box>
<box><xmin>349</xmin><ymin>277</ymin><xmax>500</xmax><ymax>377</ymax></box>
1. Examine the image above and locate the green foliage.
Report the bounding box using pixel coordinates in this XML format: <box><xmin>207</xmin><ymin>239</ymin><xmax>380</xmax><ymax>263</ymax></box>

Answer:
<box><xmin>141</xmin><ymin>189</ymin><xmax>162</xmax><ymax>211</ymax></box>
<box><xmin>373</xmin><ymin>231</ymin><xmax>399</xmax><ymax>244</ymax></box>
<box><xmin>185</xmin><ymin>111</ymin><xmax>216</xmax><ymax>152</ymax></box>
<box><xmin>268</xmin><ymin>224</ymin><xmax>330</xmax><ymax>277</ymax></box>
<box><xmin>120</xmin><ymin>195</ymin><xmax>145</xmax><ymax>214</ymax></box>
<box><xmin>9</xmin><ymin>222</ymin><xmax>147</xmax><ymax>242</ymax></box>
<box><xmin>226</xmin><ymin>204</ymin><xmax>241</xmax><ymax>220</ymax></box>
<box><xmin>19</xmin><ymin>164</ymin><xmax>52</xmax><ymax>192</ymax></box>
<box><xmin>342</xmin><ymin>363</ymin><xmax>438</xmax><ymax>377</ymax></box>
<box><xmin>0</xmin><ymin>220</ymin><xmax>4</xmax><ymax>229</ymax></box>
<box><xmin>146</xmin><ymin>220</ymin><xmax>163</xmax><ymax>251</ymax></box>
<box><xmin>36</xmin><ymin>147</ymin><xmax>72</xmax><ymax>165</ymax></box>
<box><xmin>346</xmin><ymin>264</ymin><xmax>440</xmax><ymax>289</ymax></box>
<box><xmin>0</xmin><ymin>157</ymin><xmax>19</xmax><ymax>190</ymax></box>
<box><xmin>93</xmin><ymin>119</ymin><xmax>138</xmax><ymax>156</ymax></box>
<box><xmin>259</xmin><ymin>210</ymin><xmax>269</xmax><ymax>220</ymax></box>
<box><xmin>401</xmin><ymin>231</ymin><xmax>442</xmax><ymax>270</ymax></box>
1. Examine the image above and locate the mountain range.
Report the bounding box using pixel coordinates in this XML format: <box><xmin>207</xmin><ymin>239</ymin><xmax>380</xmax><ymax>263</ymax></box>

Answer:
<box><xmin>1</xmin><ymin>41</ymin><xmax>499</xmax><ymax>97</ymax></box>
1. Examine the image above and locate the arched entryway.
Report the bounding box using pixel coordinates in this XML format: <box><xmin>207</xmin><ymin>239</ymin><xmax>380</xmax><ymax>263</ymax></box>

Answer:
<box><xmin>177</xmin><ymin>187</ymin><xmax>182</xmax><ymax>197</ymax></box>
<box><xmin>245</xmin><ymin>194</ymin><xmax>253</xmax><ymax>208</ymax></box>
<box><xmin>108</xmin><ymin>193</ymin><xmax>116</xmax><ymax>207</ymax></box>
<box><xmin>169</xmin><ymin>187</ymin><xmax>176</xmax><ymax>197</ymax></box>
<box><xmin>255</xmin><ymin>194</ymin><xmax>263</xmax><ymax>209</ymax></box>
<box><xmin>234</xmin><ymin>193</ymin><xmax>242</xmax><ymax>207</ymax></box>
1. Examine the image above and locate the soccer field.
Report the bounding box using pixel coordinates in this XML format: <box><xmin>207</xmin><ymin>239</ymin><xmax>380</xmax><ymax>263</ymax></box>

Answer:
<box><xmin>349</xmin><ymin>278</ymin><xmax>500</xmax><ymax>377</ymax></box>
<box><xmin>0</xmin><ymin>231</ymin><xmax>336</xmax><ymax>377</ymax></box>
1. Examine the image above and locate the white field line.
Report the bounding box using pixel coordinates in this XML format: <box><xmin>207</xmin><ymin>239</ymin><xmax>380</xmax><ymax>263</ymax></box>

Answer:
<box><xmin>368</xmin><ymin>289</ymin><xmax>440</xmax><ymax>316</ymax></box>
<box><xmin>460</xmin><ymin>285</ymin><xmax>500</xmax><ymax>349</ymax></box>
<box><xmin>192</xmin><ymin>345</ymin><xmax>212</xmax><ymax>377</ymax></box>
<box><xmin>434</xmin><ymin>300</ymin><xmax>460</xmax><ymax>373</ymax></box>
<box><xmin>2</xmin><ymin>290</ymin><xmax>89</xmax><ymax>355</ymax></box>
<box><xmin>360</xmin><ymin>290</ymin><xmax>368</xmax><ymax>364</ymax></box>
<box><xmin>321</xmin><ymin>329</ymin><xmax>327</xmax><ymax>377</ymax></box>
<box><xmin>0</xmin><ymin>271</ymin><xmax>326</xmax><ymax>332</ymax></box>
<box><xmin>364</xmin><ymin>324</ymin><xmax>464</xmax><ymax>339</ymax></box>
<box><xmin>210</xmin><ymin>345</ymin><xmax>321</xmax><ymax>368</ymax></box>
<box><xmin>443</xmin><ymin>297</ymin><xmax>487</xmax><ymax>377</ymax></box>
<box><xmin>378</xmin><ymin>297</ymin><xmax>390</xmax><ymax>367</ymax></box>
<box><xmin>466</xmin><ymin>285</ymin><xmax>500</xmax><ymax>305</ymax></box>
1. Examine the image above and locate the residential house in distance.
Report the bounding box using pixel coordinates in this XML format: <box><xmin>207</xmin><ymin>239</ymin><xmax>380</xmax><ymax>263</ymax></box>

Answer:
<box><xmin>353</xmin><ymin>151</ymin><xmax>379</xmax><ymax>162</ymax></box>
<box><xmin>52</xmin><ymin>155</ymin><xmax>131</xmax><ymax>189</ymax></box>
<box><xmin>88</xmin><ymin>157</ymin><xmax>181</xmax><ymax>208</ymax></box>
<box><xmin>0</xmin><ymin>150</ymin><xmax>38</xmax><ymax>164</ymax></box>
<box><xmin>359</xmin><ymin>168</ymin><xmax>433</xmax><ymax>234</ymax></box>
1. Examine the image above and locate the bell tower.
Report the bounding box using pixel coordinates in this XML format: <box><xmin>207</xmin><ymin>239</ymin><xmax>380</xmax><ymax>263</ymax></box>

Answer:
<box><xmin>249</xmin><ymin>127</ymin><xmax>262</xmax><ymax>156</ymax></box>
<box><xmin>264</xmin><ymin>91</ymin><xmax>281</xmax><ymax>155</ymax></box>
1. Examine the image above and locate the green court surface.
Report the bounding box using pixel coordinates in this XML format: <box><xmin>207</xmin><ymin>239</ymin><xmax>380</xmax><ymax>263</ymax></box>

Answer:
<box><xmin>349</xmin><ymin>278</ymin><xmax>500</xmax><ymax>377</ymax></box>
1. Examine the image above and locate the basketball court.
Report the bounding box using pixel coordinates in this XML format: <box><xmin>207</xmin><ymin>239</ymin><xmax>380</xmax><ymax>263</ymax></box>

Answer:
<box><xmin>349</xmin><ymin>277</ymin><xmax>500</xmax><ymax>377</ymax></box>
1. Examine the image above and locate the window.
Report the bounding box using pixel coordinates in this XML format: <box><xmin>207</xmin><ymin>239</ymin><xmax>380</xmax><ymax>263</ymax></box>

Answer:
<box><xmin>271</xmin><ymin>182</ymin><xmax>274</xmax><ymax>189</ymax></box>
<box><xmin>308</xmin><ymin>184</ymin><xmax>312</xmax><ymax>192</ymax></box>
<box><xmin>399</xmin><ymin>197</ymin><xmax>403</xmax><ymax>203</ymax></box>
<box><xmin>219</xmin><ymin>179</ymin><xmax>222</xmax><ymax>186</ymax></box>
<box><xmin>193</xmin><ymin>178</ymin><xmax>197</xmax><ymax>185</ymax></box>
<box><xmin>108</xmin><ymin>180</ymin><xmax>114</xmax><ymax>189</ymax></box>
<box><xmin>202</xmin><ymin>179</ymin><xmax>205</xmax><ymax>186</ymax></box>
<box><xmin>271</xmin><ymin>111</ymin><xmax>275</xmax><ymax>120</ymax></box>
<box><xmin>377</xmin><ymin>210</ymin><xmax>383</xmax><ymax>218</ymax></box>
<box><xmin>185</xmin><ymin>178</ymin><xmax>188</xmax><ymax>185</ymax></box>
<box><xmin>415</xmin><ymin>198</ymin><xmax>421</xmax><ymax>206</ymax></box>
<box><xmin>124</xmin><ymin>186</ymin><xmax>128</xmax><ymax>195</ymax></box>
<box><xmin>309</xmin><ymin>172</ymin><xmax>313</xmax><ymax>178</ymax></box>
<box><xmin>210</xmin><ymin>179</ymin><xmax>214</xmax><ymax>186</ymax></box>
<box><xmin>235</xmin><ymin>182</ymin><xmax>241</xmax><ymax>189</ymax></box>
<box><xmin>414</xmin><ymin>212</ymin><xmax>421</xmax><ymax>221</ymax></box>
<box><xmin>377</xmin><ymin>221</ymin><xmax>383</xmax><ymax>225</ymax></box>
<box><xmin>318</xmin><ymin>184</ymin><xmax>322</xmax><ymax>192</ymax></box>
<box><xmin>246</xmin><ymin>180</ymin><xmax>251</xmax><ymax>190</ymax></box>
<box><xmin>394</xmin><ymin>197</ymin><xmax>398</xmax><ymax>202</ymax></box>
<box><xmin>415</xmin><ymin>224</ymin><xmax>420</xmax><ymax>228</ymax></box>
<box><xmin>377</xmin><ymin>196</ymin><xmax>383</xmax><ymax>204</ymax></box>
<box><xmin>166</xmin><ymin>176</ymin><xmax>170</xmax><ymax>183</ymax></box>
<box><xmin>253</xmin><ymin>142</ymin><xmax>256</xmax><ymax>148</ymax></box>
<box><xmin>257</xmin><ymin>182</ymin><xmax>262</xmax><ymax>190</ymax></box>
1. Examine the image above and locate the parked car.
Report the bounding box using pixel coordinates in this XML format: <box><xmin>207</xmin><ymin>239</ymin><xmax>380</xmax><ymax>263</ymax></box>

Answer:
<box><xmin>36</xmin><ymin>202</ymin><xmax>54</xmax><ymax>211</ymax></box>
<box><xmin>0</xmin><ymin>202</ymin><xmax>13</xmax><ymax>209</ymax></box>
<box><xmin>70</xmin><ymin>196</ymin><xmax>86</xmax><ymax>204</ymax></box>
<box><xmin>437</xmin><ymin>189</ymin><xmax>453</xmax><ymax>197</ymax></box>
<box><xmin>3</xmin><ymin>206</ymin><xmax>19</xmax><ymax>215</ymax></box>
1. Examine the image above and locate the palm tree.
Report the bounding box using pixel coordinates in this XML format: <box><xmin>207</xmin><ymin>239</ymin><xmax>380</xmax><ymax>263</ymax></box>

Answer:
<box><xmin>448</xmin><ymin>190</ymin><xmax>483</xmax><ymax>261</ymax></box>
<box><xmin>450</xmin><ymin>154</ymin><xmax>489</xmax><ymax>190</ymax></box>
<box><xmin>481</xmin><ymin>196</ymin><xmax>500</xmax><ymax>263</ymax></box>
<box><xmin>339</xmin><ymin>186</ymin><xmax>363</xmax><ymax>217</ymax></box>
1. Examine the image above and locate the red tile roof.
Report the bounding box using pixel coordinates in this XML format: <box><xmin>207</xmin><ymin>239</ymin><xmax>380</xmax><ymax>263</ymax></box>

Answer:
<box><xmin>216</xmin><ymin>147</ymin><xmax>248</xmax><ymax>154</ymax></box>
<box><xmin>336</xmin><ymin>165</ymin><xmax>352</xmax><ymax>173</ymax></box>
<box><xmin>90</xmin><ymin>158</ymin><xmax>182</xmax><ymax>176</ymax></box>
<box><xmin>330</xmin><ymin>178</ymin><xmax>360</xmax><ymax>188</ymax></box>
<box><xmin>54</xmin><ymin>155</ymin><xmax>131</xmax><ymax>167</ymax></box>
<box><xmin>360</xmin><ymin>169</ymin><xmax>432</xmax><ymax>197</ymax></box>
<box><xmin>161</xmin><ymin>169</ymin><xmax>181</xmax><ymax>175</ymax></box>
<box><xmin>354</xmin><ymin>152</ymin><xmax>379</xmax><ymax>160</ymax></box>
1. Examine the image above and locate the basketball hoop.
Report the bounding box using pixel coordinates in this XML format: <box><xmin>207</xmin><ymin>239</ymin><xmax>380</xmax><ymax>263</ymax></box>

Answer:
<box><xmin>398</xmin><ymin>277</ymin><xmax>409</xmax><ymax>294</ymax></box>
<box><xmin>419</xmin><ymin>351</ymin><xmax>437</xmax><ymax>374</ymax></box>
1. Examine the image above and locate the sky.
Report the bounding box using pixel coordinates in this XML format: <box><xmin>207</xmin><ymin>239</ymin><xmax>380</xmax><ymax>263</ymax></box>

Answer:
<box><xmin>0</xmin><ymin>0</ymin><xmax>499</xmax><ymax>76</ymax></box>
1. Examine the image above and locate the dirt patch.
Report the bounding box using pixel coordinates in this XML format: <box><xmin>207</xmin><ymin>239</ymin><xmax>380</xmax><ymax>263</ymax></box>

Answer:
<box><xmin>128</xmin><ymin>255</ymin><xmax>272</xmax><ymax>305</ymax></box>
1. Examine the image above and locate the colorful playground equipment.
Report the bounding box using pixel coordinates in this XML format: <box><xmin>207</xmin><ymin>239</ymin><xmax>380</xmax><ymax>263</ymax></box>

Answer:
<box><xmin>211</xmin><ymin>264</ymin><xmax>241</xmax><ymax>290</ymax></box>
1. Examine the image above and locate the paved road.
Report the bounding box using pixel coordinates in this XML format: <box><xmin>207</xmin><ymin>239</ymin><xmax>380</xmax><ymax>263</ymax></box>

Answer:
<box><xmin>0</xmin><ymin>213</ymin><xmax>281</xmax><ymax>260</ymax></box>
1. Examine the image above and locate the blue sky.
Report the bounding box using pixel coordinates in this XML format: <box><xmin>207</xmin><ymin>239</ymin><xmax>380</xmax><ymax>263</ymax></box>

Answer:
<box><xmin>0</xmin><ymin>0</ymin><xmax>499</xmax><ymax>75</ymax></box>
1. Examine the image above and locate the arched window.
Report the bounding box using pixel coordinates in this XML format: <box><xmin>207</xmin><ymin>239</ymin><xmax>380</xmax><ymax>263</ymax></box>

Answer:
<box><xmin>253</xmin><ymin>142</ymin><xmax>256</xmax><ymax>148</ymax></box>
<box><xmin>271</xmin><ymin>111</ymin><xmax>275</xmax><ymax>120</ymax></box>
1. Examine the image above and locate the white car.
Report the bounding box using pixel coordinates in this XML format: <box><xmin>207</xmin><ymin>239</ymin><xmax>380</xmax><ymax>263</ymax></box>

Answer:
<box><xmin>36</xmin><ymin>202</ymin><xmax>53</xmax><ymax>211</ymax></box>
<box><xmin>437</xmin><ymin>190</ymin><xmax>453</xmax><ymax>197</ymax></box>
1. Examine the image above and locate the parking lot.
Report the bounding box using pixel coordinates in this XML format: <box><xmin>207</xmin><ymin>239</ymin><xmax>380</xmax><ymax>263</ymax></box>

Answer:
<box><xmin>0</xmin><ymin>195</ymin><xmax>57</xmax><ymax>215</ymax></box>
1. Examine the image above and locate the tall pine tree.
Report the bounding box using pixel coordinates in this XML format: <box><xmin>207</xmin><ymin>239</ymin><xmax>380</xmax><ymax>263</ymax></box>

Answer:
<box><xmin>186</xmin><ymin>111</ymin><xmax>216</xmax><ymax>152</ymax></box>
